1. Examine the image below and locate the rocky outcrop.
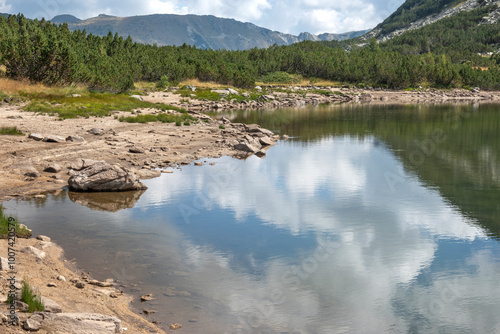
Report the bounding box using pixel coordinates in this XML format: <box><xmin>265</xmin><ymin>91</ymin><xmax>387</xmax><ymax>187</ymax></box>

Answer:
<box><xmin>68</xmin><ymin>161</ymin><xmax>147</xmax><ymax>192</ymax></box>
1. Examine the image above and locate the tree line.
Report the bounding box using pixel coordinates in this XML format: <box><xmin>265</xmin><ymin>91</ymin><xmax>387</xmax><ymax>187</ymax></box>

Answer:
<box><xmin>0</xmin><ymin>12</ymin><xmax>499</xmax><ymax>92</ymax></box>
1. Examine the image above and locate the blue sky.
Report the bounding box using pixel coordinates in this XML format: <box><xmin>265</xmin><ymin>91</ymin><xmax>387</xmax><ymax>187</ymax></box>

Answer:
<box><xmin>0</xmin><ymin>0</ymin><xmax>405</xmax><ymax>35</ymax></box>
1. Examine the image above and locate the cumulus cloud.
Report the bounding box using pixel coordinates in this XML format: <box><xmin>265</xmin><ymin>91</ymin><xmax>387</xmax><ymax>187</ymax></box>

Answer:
<box><xmin>3</xmin><ymin>0</ymin><xmax>405</xmax><ymax>34</ymax></box>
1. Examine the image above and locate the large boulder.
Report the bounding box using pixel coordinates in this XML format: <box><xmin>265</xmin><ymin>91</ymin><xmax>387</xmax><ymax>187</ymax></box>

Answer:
<box><xmin>68</xmin><ymin>162</ymin><xmax>147</xmax><ymax>192</ymax></box>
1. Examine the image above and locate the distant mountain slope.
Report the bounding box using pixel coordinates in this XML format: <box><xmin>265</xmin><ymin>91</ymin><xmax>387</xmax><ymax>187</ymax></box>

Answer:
<box><xmin>365</xmin><ymin>0</ymin><xmax>500</xmax><ymax>42</ymax></box>
<box><xmin>50</xmin><ymin>13</ymin><xmax>368</xmax><ymax>50</ymax></box>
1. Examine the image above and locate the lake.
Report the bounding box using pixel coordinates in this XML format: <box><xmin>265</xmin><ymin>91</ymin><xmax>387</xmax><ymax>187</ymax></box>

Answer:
<box><xmin>4</xmin><ymin>103</ymin><xmax>500</xmax><ymax>333</ymax></box>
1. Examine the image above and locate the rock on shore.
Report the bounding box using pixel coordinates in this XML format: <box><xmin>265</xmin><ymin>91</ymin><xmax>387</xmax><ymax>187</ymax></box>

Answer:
<box><xmin>68</xmin><ymin>160</ymin><xmax>147</xmax><ymax>192</ymax></box>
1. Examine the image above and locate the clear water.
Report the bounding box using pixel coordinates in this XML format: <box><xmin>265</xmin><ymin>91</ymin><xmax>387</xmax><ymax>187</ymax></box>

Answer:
<box><xmin>4</xmin><ymin>103</ymin><xmax>500</xmax><ymax>334</ymax></box>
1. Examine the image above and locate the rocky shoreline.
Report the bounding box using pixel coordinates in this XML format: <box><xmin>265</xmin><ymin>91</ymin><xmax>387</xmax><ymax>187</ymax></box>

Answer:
<box><xmin>1</xmin><ymin>87</ymin><xmax>500</xmax><ymax>333</ymax></box>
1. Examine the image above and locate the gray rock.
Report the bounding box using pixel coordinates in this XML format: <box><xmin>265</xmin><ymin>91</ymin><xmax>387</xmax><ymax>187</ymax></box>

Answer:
<box><xmin>129</xmin><ymin>147</ymin><xmax>145</xmax><ymax>154</ymax></box>
<box><xmin>0</xmin><ymin>257</ymin><xmax>9</xmax><ymax>271</ymax></box>
<box><xmin>71</xmin><ymin>94</ymin><xmax>82</xmax><ymax>98</ymax></box>
<box><xmin>24</xmin><ymin>166</ymin><xmax>41</xmax><ymax>178</ymax></box>
<box><xmin>66</xmin><ymin>135</ymin><xmax>85</xmax><ymax>142</ymax></box>
<box><xmin>88</xmin><ymin>128</ymin><xmax>104</xmax><ymax>136</ymax></box>
<box><xmin>36</xmin><ymin>235</ymin><xmax>51</xmax><ymax>242</ymax></box>
<box><xmin>255</xmin><ymin>86</ymin><xmax>262</xmax><ymax>91</ymax></box>
<box><xmin>194</xmin><ymin>162</ymin><xmax>203</xmax><ymax>166</ymax></box>
<box><xmin>44</xmin><ymin>164</ymin><xmax>62</xmax><ymax>173</ymax></box>
<box><xmin>234</xmin><ymin>142</ymin><xmax>259</xmax><ymax>154</ymax></box>
<box><xmin>259</xmin><ymin>136</ymin><xmax>274</xmax><ymax>146</ymax></box>
<box><xmin>130</xmin><ymin>94</ymin><xmax>143</xmax><ymax>101</ymax></box>
<box><xmin>43</xmin><ymin>135</ymin><xmax>66</xmax><ymax>143</ymax></box>
<box><xmin>57</xmin><ymin>275</ymin><xmax>66</xmax><ymax>282</ymax></box>
<box><xmin>29</xmin><ymin>133</ymin><xmax>44</xmax><ymax>141</ymax></box>
<box><xmin>16</xmin><ymin>300</ymin><xmax>29</xmax><ymax>312</ymax></box>
<box><xmin>227</xmin><ymin>88</ymin><xmax>239</xmax><ymax>95</ymax></box>
<box><xmin>39</xmin><ymin>312</ymin><xmax>122</xmax><ymax>334</ymax></box>
<box><xmin>88</xmin><ymin>280</ymin><xmax>113</xmax><ymax>288</ymax></box>
<box><xmin>68</xmin><ymin>162</ymin><xmax>147</xmax><ymax>192</ymax></box>
<box><xmin>41</xmin><ymin>297</ymin><xmax>63</xmax><ymax>313</ymax></box>
<box><xmin>22</xmin><ymin>246</ymin><xmax>46</xmax><ymax>260</ymax></box>
<box><xmin>24</xmin><ymin>314</ymin><xmax>43</xmax><ymax>331</ymax></box>
<box><xmin>75</xmin><ymin>282</ymin><xmax>85</xmax><ymax>289</ymax></box>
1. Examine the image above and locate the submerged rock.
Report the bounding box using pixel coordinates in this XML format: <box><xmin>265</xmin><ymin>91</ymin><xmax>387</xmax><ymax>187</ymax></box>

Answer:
<box><xmin>68</xmin><ymin>162</ymin><xmax>147</xmax><ymax>192</ymax></box>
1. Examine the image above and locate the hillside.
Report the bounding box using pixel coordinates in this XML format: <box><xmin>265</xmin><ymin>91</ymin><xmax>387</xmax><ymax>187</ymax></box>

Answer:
<box><xmin>365</xmin><ymin>0</ymin><xmax>500</xmax><ymax>42</ymax></box>
<box><xmin>49</xmin><ymin>13</ymin><xmax>369</xmax><ymax>50</ymax></box>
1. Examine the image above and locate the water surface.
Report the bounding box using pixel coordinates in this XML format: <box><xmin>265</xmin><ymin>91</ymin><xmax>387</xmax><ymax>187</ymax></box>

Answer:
<box><xmin>5</xmin><ymin>103</ymin><xmax>500</xmax><ymax>333</ymax></box>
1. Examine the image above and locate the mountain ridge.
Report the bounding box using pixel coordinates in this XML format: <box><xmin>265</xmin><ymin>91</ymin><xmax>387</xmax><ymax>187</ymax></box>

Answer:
<box><xmin>49</xmin><ymin>13</ymin><xmax>369</xmax><ymax>50</ymax></box>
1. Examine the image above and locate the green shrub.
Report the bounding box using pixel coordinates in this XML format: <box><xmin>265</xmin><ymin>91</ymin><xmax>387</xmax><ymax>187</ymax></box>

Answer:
<box><xmin>0</xmin><ymin>206</ymin><xmax>31</xmax><ymax>238</ymax></box>
<box><xmin>21</xmin><ymin>281</ymin><xmax>44</xmax><ymax>312</ymax></box>
<box><xmin>0</xmin><ymin>126</ymin><xmax>23</xmax><ymax>135</ymax></box>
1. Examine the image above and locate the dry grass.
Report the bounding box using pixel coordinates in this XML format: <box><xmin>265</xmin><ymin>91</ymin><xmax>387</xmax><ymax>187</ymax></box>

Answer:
<box><xmin>256</xmin><ymin>78</ymin><xmax>340</xmax><ymax>87</ymax></box>
<box><xmin>179</xmin><ymin>79</ymin><xmax>225</xmax><ymax>89</ymax></box>
<box><xmin>0</xmin><ymin>78</ymin><xmax>86</xmax><ymax>96</ymax></box>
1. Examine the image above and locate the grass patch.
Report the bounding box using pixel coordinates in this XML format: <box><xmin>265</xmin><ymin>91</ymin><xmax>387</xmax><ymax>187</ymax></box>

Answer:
<box><xmin>119</xmin><ymin>112</ymin><xmax>196</xmax><ymax>125</ymax></box>
<box><xmin>219</xmin><ymin>125</ymin><xmax>225</xmax><ymax>129</ymax></box>
<box><xmin>0</xmin><ymin>206</ymin><xmax>31</xmax><ymax>239</ymax></box>
<box><xmin>7</xmin><ymin>281</ymin><xmax>44</xmax><ymax>312</ymax></box>
<box><xmin>0</xmin><ymin>126</ymin><xmax>24</xmax><ymax>135</ymax></box>
<box><xmin>23</xmin><ymin>92</ymin><xmax>185</xmax><ymax>119</ymax></box>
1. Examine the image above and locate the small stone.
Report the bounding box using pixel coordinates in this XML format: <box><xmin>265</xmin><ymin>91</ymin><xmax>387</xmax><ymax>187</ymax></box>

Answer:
<box><xmin>161</xmin><ymin>170</ymin><xmax>174</xmax><ymax>173</ymax></box>
<box><xmin>24</xmin><ymin>317</ymin><xmax>42</xmax><ymax>331</ymax></box>
<box><xmin>44</xmin><ymin>164</ymin><xmax>61</xmax><ymax>173</ymax></box>
<box><xmin>34</xmin><ymin>195</ymin><xmax>46</xmax><ymax>199</ymax></box>
<box><xmin>36</xmin><ymin>235</ymin><xmax>51</xmax><ymax>242</ymax></box>
<box><xmin>75</xmin><ymin>281</ymin><xmax>85</xmax><ymax>289</ymax></box>
<box><xmin>169</xmin><ymin>323</ymin><xmax>182</xmax><ymax>330</ymax></box>
<box><xmin>281</xmin><ymin>134</ymin><xmax>289</xmax><ymax>140</ymax></box>
<box><xmin>29</xmin><ymin>133</ymin><xmax>44</xmax><ymax>141</ymax></box>
<box><xmin>129</xmin><ymin>147</ymin><xmax>145</xmax><ymax>154</ymax></box>
<box><xmin>66</xmin><ymin>135</ymin><xmax>85</xmax><ymax>142</ymax></box>
<box><xmin>88</xmin><ymin>128</ymin><xmax>104</xmax><ymax>135</ymax></box>
<box><xmin>140</xmin><ymin>294</ymin><xmax>154</xmax><ymax>302</ymax></box>
<box><xmin>42</xmin><ymin>135</ymin><xmax>66</xmax><ymax>143</ymax></box>
<box><xmin>88</xmin><ymin>280</ymin><xmax>113</xmax><ymax>287</ymax></box>
<box><xmin>57</xmin><ymin>275</ymin><xmax>66</xmax><ymax>282</ymax></box>
<box><xmin>109</xmin><ymin>292</ymin><xmax>119</xmax><ymax>298</ymax></box>
<box><xmin>47</xmin><ymin>282</ymin><xmax>57</xmax><ymax>287</ymax></box>
<box><xmin>143</xmin><ymin>309</ymin><xmax>156</xmax><ymax>315</ymax></box>
<box><xmin>15</xmin><ymin>300</ymin><xmax>29</xmax><ymax>312</ymax></box>
<box><xmin>194</xmin><ymin>162</ymin><xmax>203</xmax><ymax>166</ymax></box>
<box><xmin>72</xmin><ymin>94</ymin><xmax>82</xmax><ymax>98</ymax></box>
<box><xmin>130</xmin><ymin>94</ymin><xmax>143</xmax><ymax>101</ymax></box>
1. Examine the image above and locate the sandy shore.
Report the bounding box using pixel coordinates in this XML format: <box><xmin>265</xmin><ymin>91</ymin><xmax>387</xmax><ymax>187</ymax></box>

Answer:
<box><xmin>1</xmin><ymin>87</ymin><xmax>500</xmax><ymax>332</ymax></box>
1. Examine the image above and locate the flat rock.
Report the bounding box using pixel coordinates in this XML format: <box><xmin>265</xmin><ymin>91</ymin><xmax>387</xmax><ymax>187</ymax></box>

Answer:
<box><xmin>41</xmin><ymin>297</ymin><xmax>63</xmax><ymax>313</ymax></box>
<box><xmin>259</xmin><ymin>136</ymin><xmax>274</xmax><ymax>146</ymax></box>
<box><xmin>141</xmin><ymin>294</ymin><xmax>154</xmax><ymax>302</ymax></box>
<box><xmin>43</xmin><ymin>135</ymin><xmax>66</xmax><ymax>143</ymax></box>
<box><xmin>16</xmin><ymin>300</ymin><xmax>29</xmax><ymax>312</ymax></box>
<box><xmin>22</xmin><ymin>166</ymin><xmax>40</xmax><ymax>178</ymax></box>
<box><xmin>68</xmin><ymin>162</ymin><xmax>147</xmax><ymax>192</ymax></box>
<box><xmin>29</xmin><ymin>133</ymin><xmax>44</xmax><ymax>141</ymax></box>
<box><xmin>135</xmin><ymin>169</ymin><xmax>161</xmax><ymax>179</ymax></box>
<box><xmin>22</xmin><ymin>246</ymin><xmax>46</xmax><ymax>260</ymax></box>
<box><xmin>36</xmin><ymin>235</ymin><xmax>51</xmax><ymax>242</ymax></box>
<box><xmin>66</xmin><ymin>135</ymin><xmax>85</xmax><ymax>142</ymax></box>
<box><xmin>234</xmin><ymin>142</ymin><xmax>259</xmax><ymax>154</ymax></box>
<box><xmin>39</xmin><ymin>312</ymin><xmax>123</xmax><ymax>334</ymax></box>
<box><xmin>57</xmin><ymin>275</ymin><xmax>66</xmax><ymax>282</ymax></box>
<box><xmin>88</xmin><ymin>280</ymin><xmax>113</xmax><ymax>288</ymax></box>
<box><xmin>130</xmin><ymin>94</ymin><xmax>143</xmax><ymax>101</ymax></box>
<box><xmin>44</xmin><ymin>164</ymin><xmax>62</xmax><ymax>173</ymax></box>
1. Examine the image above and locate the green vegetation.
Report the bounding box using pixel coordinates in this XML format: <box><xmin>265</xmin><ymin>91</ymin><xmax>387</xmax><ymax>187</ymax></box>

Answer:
<box><xmin>219</xmin><ymin>125</ymin><xmax>225</xmax><ymax>129</ymax></box>
<box><xmin>0</xmin><ymin>206</ymin><xmax>31</xmax><ymax>238</ymax></box>
<box><xmin>22</xmin><ymin>92</ymin><xmax>183</xmax><ymax>119</ymax></box>
<box><xmin>8</xmin><ymin>281</ymin><xmax>45</xmax><ymax>312</ymax></box>
<box><xmin>0</xmin><ymin>11</ymin><xmax>500</xmax><ymax>92</ymax></box>
<box><xmin>119</xmin><ymin>112</ymin><xmax>196</xmax><ymax>124</ymax></box>
<box><xmin>0</xmin><ymin>126</ymin><xmax>23</xmax><ymax>135</ymax></box>
<box><xmin>261</xmin><ymin>71</ymin><xmax>302</xmax><ymax>84</ymax></box>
